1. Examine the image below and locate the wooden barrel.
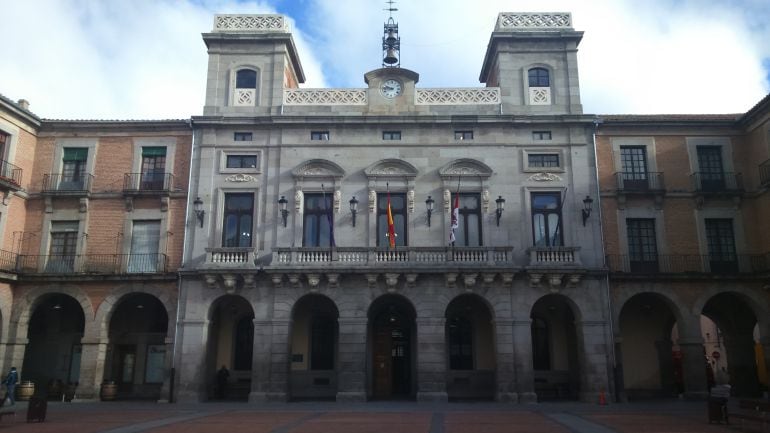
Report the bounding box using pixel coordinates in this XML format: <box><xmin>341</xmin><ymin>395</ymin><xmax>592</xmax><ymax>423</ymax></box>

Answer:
<box><xmin>16</xmin><ymin>381</ymin><xmax>34</xmax><ymax>401</ymax></box>
<box><xmin>100</xmin><ymin>381</ymin><xmax>117</xmax><ymax>401</ymax></box>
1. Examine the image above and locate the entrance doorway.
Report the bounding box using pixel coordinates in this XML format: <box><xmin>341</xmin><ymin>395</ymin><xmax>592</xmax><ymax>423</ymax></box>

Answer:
<box><xmin>369</xmin><ymin>295</ymin><xmax>415</xmax><ymax>399</ymax></box>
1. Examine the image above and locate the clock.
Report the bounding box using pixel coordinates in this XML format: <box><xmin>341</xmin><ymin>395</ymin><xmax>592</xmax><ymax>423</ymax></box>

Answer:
<box><xmin>380</xmin><ymin>79</ymin><xmax>402</xmax><ymax>98</ymax></box>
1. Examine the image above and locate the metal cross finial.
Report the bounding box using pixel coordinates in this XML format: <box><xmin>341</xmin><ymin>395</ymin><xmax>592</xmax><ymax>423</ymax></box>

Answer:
<box><xmin>384</xmin><ymin>0</ymin><xmax>397</xmax><ymax>18</ymax></box>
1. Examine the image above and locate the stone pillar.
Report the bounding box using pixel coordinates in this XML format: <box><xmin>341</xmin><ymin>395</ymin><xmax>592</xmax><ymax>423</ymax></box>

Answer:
<box><xmin>249</xmin><ymin>319</ymin><xmax>274</xmax><ymax>402</ymax></box>
<box><xmin>677</xmin><ymin>337</ymin><xmax>708</xmax><ymax>400</ymax></box>
<box><xmin>577</xmin><ymin>320</ymin><xmax>611</xmax><ymax>403</ymax></box>
<box><xmin>511</xmin><ymin>319</ymin><xmax>536</xmax><ymax>403</ymax></box>
<box><xmin>336</xmin><ymin>318</ymin><xmax>367</xmax><ymax>402</ymax></box>
<box><xmin>724</xmin><ymin>333</ymin><xmax>760</xmax><ymax>397</ymax></box>
<box><xmin>267</xmin><ymin>319</ymin><xmax>290</xmax><ymax>401</ymax></box>
<box><xmin>613</xmin><ymin>338</ymin><xmax>627</xmax><ymax>402</ymax></box>
<box><xmin>175</xmin><ymin>319</ymin><xmax>209</xmax><ymax>403</ymax></box>
<box><xmin>493</xmin><ymin>320</ymin><xmax>516</xmax><ymax>402</ymax></box>
<box><xmin>416</xmin><ymin>317</ymin><xmax>447</xmax><ymax>402</ymax></box>
<box><xmin>4</xmin><ymin>338</ymin><xmax>27</xmax><ymax>379</ymax></box>
<box><xmin>157</xmin><ymin>338</ymin><xmax>174</xmax><ymax>403</ymax></box>
<box><xmin>655</xmin><ymin>339</ymin><xmax>676</xmax><ymax>397</ymax></box>
<box><xmin>77</xmin><ymin>338</ymin><xmax>108</xmax><ymax>400</ymax></box>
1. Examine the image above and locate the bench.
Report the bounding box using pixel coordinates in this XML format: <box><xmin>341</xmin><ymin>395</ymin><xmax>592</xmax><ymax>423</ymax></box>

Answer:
<box><xmin>729</xmin><ymin>399</ymin><xmax>770</xmax><ymax>432</ymax></box>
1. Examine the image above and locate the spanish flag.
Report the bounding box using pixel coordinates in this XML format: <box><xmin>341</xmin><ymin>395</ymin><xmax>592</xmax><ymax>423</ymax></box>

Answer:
<box><xmin>387</xmin><ymin>192</ymin><xmax>396</xmax><ymax>248</ymax></box>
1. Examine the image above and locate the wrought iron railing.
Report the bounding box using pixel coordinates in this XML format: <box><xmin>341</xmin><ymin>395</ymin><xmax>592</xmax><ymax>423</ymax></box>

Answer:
<box><xmin>271</xmin><ymin>246</ymin><xmax>514</xmax><ymax>267</ymax></box>
<box><xmin>14</xmin><ymin>253</ymin><xmax>168</xmax><ymax>274</ymax></box>
<box><xmin>606</xmin><ymin>254</ymin><xmax>769</xmax><ymax>274</ymax></box>
<box><xmin>760</xmin><ymin>159</ymin><xmax>770</xmax><ymax>187</ymax></box>
<box><xmin>123</xmin><ymin>173</ymin><xmax>174</xmax><ymax>192</ymax></box>
<box><xmin>42</xmin><ymin>173</ymin><xmax>94</xmax><ymax>193</ymax></box>
<box><xmin>615</xmin><ymin>171</ymin><xmax>665</xmax><ymax>192</ymax></box>
<box><xmin>690</xmin><ymin>172</ymin><xmax>742</xmax><ymax>193</ymax></box>
<box><xmin>0</xmin><ymin>159</ymin><xmax>22</xmax><ymax>187</ymax></box>
<box><xmin>0</xmin><ymin>250</ymin><xmax>16</xmax><ymax>272</ymax></box>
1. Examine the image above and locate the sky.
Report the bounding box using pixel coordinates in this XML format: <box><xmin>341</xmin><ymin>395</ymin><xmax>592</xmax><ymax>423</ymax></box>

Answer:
<box><xmin>0</xmin><ymin>0</ymin><xmax>769</xmax><ymax>119</ymax></box>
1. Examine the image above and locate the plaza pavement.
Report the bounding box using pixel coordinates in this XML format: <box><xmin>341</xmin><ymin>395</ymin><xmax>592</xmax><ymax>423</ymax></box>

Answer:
<box><xmin>0</xmin><ymin>399</ymin><xmax>747</xmax><ymax>433</ymax></box>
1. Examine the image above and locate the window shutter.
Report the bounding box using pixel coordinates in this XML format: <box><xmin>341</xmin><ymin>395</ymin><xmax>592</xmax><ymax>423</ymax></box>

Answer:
<box><xmin>62</xmin><ymin>148</ymin><xmax>88</xmax><ymax>161</ymax></box>
<box><xmin>142</xmin><ymin>147</ymin><xmax>167</xmax><ymax>157</ymax></box>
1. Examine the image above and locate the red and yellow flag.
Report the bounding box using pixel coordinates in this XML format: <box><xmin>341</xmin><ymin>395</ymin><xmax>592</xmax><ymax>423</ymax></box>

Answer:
<box><xmin>387</xmin><ymin>192</ymin><xmax>396</xmax><ymax>248</ymax></box>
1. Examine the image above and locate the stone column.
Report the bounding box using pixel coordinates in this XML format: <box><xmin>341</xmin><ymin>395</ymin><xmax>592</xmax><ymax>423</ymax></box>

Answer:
<box><xmin>77</xmin><ymin>338</ymin><xmax>108</xmax><ymax>400</ymax></box>
<box><xmin>723</xmin><ymin>333</ymin><xmax>760</xmax><ymax>397</ymax></box>
<box><xmin>677</xmin><ymin>337</ymin><xmax>708</xmax><ymax>400</ymax></box>
<box><xmin>249</xmin><ymin>319</ymin><xmax>274</xmax><ymax>402</ymax></box>
<box><xmin>493</xmin><ymin>320</ymin><xmax>516</xmax><ymax>402</ymax></box>
<box><xmin>655</xmin><ymin>339</ymin><xmax>676</xmax><ymax>396</ymax></box>
<box><xmin>613</xmin><ymin>338</ymin><xmax>627</xmax><ymax>403</ymax></box>
<box><xmin>336</xmin><ymin>318</ymin><xmax>367</xmax><ymax>402</ymax></box>
<box><xmin>577</xmin><ymin>320</ymin><xmax>611</xmax><ymax>403</ymax></box>
<box><xmin>416</xmin><ymin>317</ymin><xmax>447</xmax><ymax>402</ymax></box>
<box><xmin>4</xmin><ymin>338</ymin><xmax>27</xmax><ymax>380</ymax></box>
<box><xmin>267</xmin><ymin>319</ymin><xmax>290</xmax><ymax>401</ymax></box>
<box><xmin>511</xmin><ymin>319</ymin><xmax>536</xmax><ymax>403</ymax></box>
<box><xmin>157</xmin><ymin>338</ymin><xmax>174</xmax><ymax>403</ymax></box>
<box><xmin>175</xmin><ymin>319</ymin><xmax>209</xmax><ymax>403</ymax></box>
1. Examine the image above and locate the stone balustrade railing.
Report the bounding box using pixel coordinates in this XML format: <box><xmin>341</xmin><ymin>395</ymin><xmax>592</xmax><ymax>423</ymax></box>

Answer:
<box><xmin>213</xmin><ymin>14</ymin><xmax>288</xmax><ymax>32</ymax></box>
<box><xmin>205</xmin><ymin>248</ymin><xmax>256</xmax><ymax>266</ymax></box>
<box><xmin>496</xmin><ymin>12</ymin><xmax>572</xmax><ymax>31</ymax></box>
<box><xmin>528</xmin><ymin>246</ymin><xmax>581</xmax><ymax>266</ymax></box>
<box><xmin>415</xmin><ymin>88</ymin><xmax>501</xmax><ymax>105</ymax></box>
<box><xmin>283</xmin><ymin>89</ymin><xmax>367</xmax><ymax>105</ymax></box>
<box><xmin>273</xmin><ymin>246</ymin><xmax>514</xmax><ymax>267</ymax></box>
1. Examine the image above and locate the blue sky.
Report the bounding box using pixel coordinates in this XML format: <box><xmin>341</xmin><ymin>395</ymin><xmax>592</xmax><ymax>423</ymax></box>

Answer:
<box><xmin>0</xmin><ymin>0</ymin><xmax>768</xmax><ymax>119</ymax></box>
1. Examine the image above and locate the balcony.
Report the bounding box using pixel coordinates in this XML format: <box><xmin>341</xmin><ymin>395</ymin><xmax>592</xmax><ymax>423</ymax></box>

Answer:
<box><xmin>760</xmin><ymin>159</ymin><xmax>770</xmax><ymax>187</ymax></box>
<box><xmin>42</xmin><ymin>173</ymin><xmax>94</xmax><ymax>195</ymax></box>
<box><xmin>0</xmin><ymin>250</ymin><xmax>16</xmax><ymax>273</ymax></box>
<box><xmin>123</xmin><ymin>172</ymin><xmax>174</xmax><ymax>195</ymax></box>
<box><xmin>0</xmin><ymin>159</ymin><xmax>22</xmax><ymax>191</ymax></box>
<box><xmin>205</xmin><ymin>247</ymin><xmax>257</xmax><ymax>267</ymax></box>
<box><xmin>691</xmin><ymin>172</ymin><xmax>743</xmax><ymax>194</ymax></box>
<box><xmin>527</xmin><ymin>246</ymin><xmax>582</xmax><ymax>267</ymax></box>
<box><xmin>271</xmin><ymin>246</ymin><xmax>514</xmax><ymax>268</ymax></box>
<box><xmin>15</xmin><ymin>253</ymin><xmax>168</xmax><ymax>275</ymax></box>
<box><xmin>606</xmin><ymin>253</ymin><xmax>769</xmax><ymax>275</ymax></box>
<box><xmin>615</xmin><ymin>172</ymin><xmax>665</xmax><ymax>192</ymax></box>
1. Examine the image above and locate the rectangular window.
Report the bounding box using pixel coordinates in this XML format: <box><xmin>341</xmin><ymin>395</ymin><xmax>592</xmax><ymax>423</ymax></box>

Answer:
<box><xmin>454</xmin><ymin>193</ymin><xmax>482</xmax><ymax>247</ymax></box>
<box><xmin>47</xmin><ymin>221</ymin><xmax>79</xmax><ymax>272</ymax></box>
<box><xmin>226</xmin><ymin>155</ymin><xmax>258</xmax><ymax>169</ymax></box>
<box><xmin>128</xmin><ymin>220</ymin><xmax>161</xmax><ymax>273</ymax></box>
<box><xmin>140</xmin><ymin>147</ymin><xmax>167</xmax><ymax>190</ymax></box>
<box><xmin>528</xmin><ymin>154</ymin><xmax>560</xmax><ymax>168</ymax></box>
<box><xmin>233</xmin><ymin>132</ymin><xmax>253</xmax><ymax>141</ymax></box>
<box><xmin>310</xmin><ymin>131</ymin><xmax>330</xmax><ymax>141</ymax></box>
<box><xmin>697</xmin><ymin>146</ymin><xmax>725</xmax><ymax>191</ymax></box>
<box><xmin>626</xmin><ymin>219</ymin><xmax>658</xmax><ymax>272</ymax></box>
<box><xmin>61</xmin><ymin>147</ymin><xmax>88</xmax><ymax>190</ymax></box>
<box><xmin>454</xmin><ymin>130</ymin><xmax>473</xmax><ymax>141</ymax></box>
<box><xmin>382</xmin><ymin>131</ymin><xmax>401</xmax><ymax>141</ymax></box>
<box><xmin>705</xmin><ymin>219</ymin><xmax>737</xmax><ymax>273</ymax></box>
<box><xmin>302</xmin><ymin>193</ymin><xmax>334</xmax><ymax>247</ymax></box>
<box><xmin>620</xmin><ymin>146</ymin><xmax>649</xmax><ymax>190</ymax></box>
<box><xmin>532</xmin><ymin>131</ymin><xmax>552</xmax><ymax>141</ymax></box>
<box><xmin>531</xmin><ymin>192</ymin><xmax>562</xmax><ymax>247</ymax></box>
<box><xmin>222</xmin><ymin>193</ymin><xmax>254</xmax><ymax>247</ymax></box>
<box><xmin>0</xmin><ymin>131</ymin><xmax>7</xmax><ymax>159</ymax></box>
<box><xmin>377</xmin><ymin>193</ymin><xmax>407</xmax><ymax>246</ymax></box>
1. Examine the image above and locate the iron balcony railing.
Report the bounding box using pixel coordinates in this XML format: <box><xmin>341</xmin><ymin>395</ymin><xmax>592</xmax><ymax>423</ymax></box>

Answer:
<box><xmin>0</xmin><ymin>249</ymin><xmax>16</xmax><ymax>272</ymax></box>
<box><xmin>123</xmin><ymin>172</ymin><xmax>174</xmax><ymax>193</ymax></box>
<box><xmin>614</xmin><ymin>171</ymin><xmax>665</xmax><ymax>192</ymax></box>
<box><xmin>42</xmin><ymin>173</ymin><xmax>94</xmax><ymax>194</ymax></box>
<box><xmin>270</xmin><ymin>246</ymin><xmax>514</xmax><ymax>267</ymax></box>
<box><xmin>760</xmin><ymin>159</ymin><xmax>770</xmax><ymax>187</ymax></box>
<box><xmin>0</xmin><ymin>159</ymin><xmax>22</xmax><ymax>188</ymax></box>
<box><xmin>690</xmin><ymin>172</ymin><xmax>743</xmax><ymax>193</ymax></box>
<box><xmin>15</xmin><ymin>253</ymin><xmax>168</xmax><ymax>274</ymax></box>
<box><xmin>606</xmin><ymin>253</ymin><xmax>770</xmax><ymax>275</ymax></box>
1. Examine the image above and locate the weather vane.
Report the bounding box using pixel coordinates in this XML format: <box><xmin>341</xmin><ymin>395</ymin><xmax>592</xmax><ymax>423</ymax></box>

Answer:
<box><xmin>382</xmin><ymin>0</ymin><xmax>400</xmax><ymax>67</ymax></box>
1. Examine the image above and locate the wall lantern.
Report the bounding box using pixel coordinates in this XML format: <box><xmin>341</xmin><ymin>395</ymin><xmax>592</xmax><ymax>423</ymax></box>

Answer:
<box><xmin>193</xmin><ymin>197</ymin><xmax>205</xmax><ymax>228</ymax></box>
<box><xmin>495</xmin><ymin>195</ymin><xmax>505</xmax><ymax>226</ymax></box>
<box><xmin>349</xmin><ymin>196</ymin><xmax>359</xmax><ymax>227</ymax></box>
<box><xmin>278</xmin><ymin>195</ymin><xmax>289</xmax><ymax>228</ymax></box>
<box><xmin>425</xmin><ymin>196</ymin><xmax>435</xmax><ymax>227</ymax></box>
<box><xmin>582</xmin><ymin>195</ymin><xmax>594</xmax><ymax>226</ymax></box>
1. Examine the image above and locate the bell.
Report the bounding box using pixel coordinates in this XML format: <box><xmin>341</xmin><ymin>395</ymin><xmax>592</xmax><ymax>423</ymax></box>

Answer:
<box><xmin>386</xmin><ymin>30</ymin><xmax>397</xmax><ymax>44</ymax></box>
<box><xmin>384</xmin><ymin>48</ymin><xmax>398</xmax><ymax>65</ymax></box>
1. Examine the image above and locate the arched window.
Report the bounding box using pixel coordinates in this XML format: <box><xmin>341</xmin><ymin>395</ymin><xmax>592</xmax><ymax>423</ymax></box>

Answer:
<box><xmin>233</xmin><ymin>68</ymin><xmax>258</xmax><ymax>106</ymax></box>
<box><xmin>236</xmin><ymin>69</ymin><xmax>257</xmax><ymax>89</ymax></box>
<box><xmin>528</xmin><ymin>68</ymin><xmax>550</xmax><ymax>87</ymax></box>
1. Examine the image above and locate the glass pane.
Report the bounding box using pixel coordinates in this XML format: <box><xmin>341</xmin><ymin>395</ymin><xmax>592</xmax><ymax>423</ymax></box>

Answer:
<box><xmin>239</xmin><ymin>215</ymin><xmax>252</xmax><ymax>247</ymax></box>
<box><xmin>378</xmin><ymin>214</ymin><xmax>387</xmax><ymax>246</ymax></box>
<box><xmin>393</xmin><ymin>214</ymin><xmax>405</xmax><ymax>246</ymax></box>
<box><xmin>319</xmin><ymin>215</ymin><xmax>331</xmax><ymax>247</ymax></box>
<box><xmin>236</xmin><ymin>69</ymin><xmax>257</xmax><ymax>88</ymax></box>
<box><xmin>548</xmin><ymin>214</ymin><xmax>562</xmax><ymax>246</ymax></box>
<box><xmin>456</xmin><ymin>214</ymin><xmax>467</xmax><ymax>246</ymax></box>
<box><xmin>460</xmin><ymin>195</ymin><xmax>478</xmax><ymax>209</ymax></box>
<box><xmin>533</xmin><ymin>214</ymin><xmax>546</xmax><ymax>246</ymax></box>
<box><xmin>533</xmin><ymin>194</ymin><xmax>559</xmax><ymax>210</ymax></box>
<box><xmin>304</xmin><ymin>215</ymin><xmax>319</xmax><ymax>246</ymax></box>
<box><xmin>224</xmin><ymin>214</ymin><xmax>238</xmax><ymax>247</ymax></box>
<box><xmin>467</xmin><ymin>214</ymin><xmax>480</xmax><ymax>246</ymax></box>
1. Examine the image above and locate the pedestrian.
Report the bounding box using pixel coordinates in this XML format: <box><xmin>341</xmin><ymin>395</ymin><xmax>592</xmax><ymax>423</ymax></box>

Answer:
<box><xmin>3</xmin><ymin>367</ymin><xmax>18</xmax><ymax>406</ymax></box>
<box><xmin>216</xmin><ymin>365</ymin><xmax>229</xmax><ymax>399</ymax></box>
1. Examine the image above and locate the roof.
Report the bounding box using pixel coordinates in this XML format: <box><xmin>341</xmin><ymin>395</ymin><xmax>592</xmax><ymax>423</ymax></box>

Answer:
<box><xmin>0</xmin><ymin>92</ymin><xmax>42</xmax><ymax>124</ymax></box>
<box><xmin>599</xmin><ymin>114</ymin><xmax>741</xmax><ymax>122</ymax></box>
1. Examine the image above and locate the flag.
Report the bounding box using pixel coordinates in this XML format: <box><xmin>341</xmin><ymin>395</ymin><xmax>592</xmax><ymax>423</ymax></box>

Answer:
<box><xmin>386</xmin><ymin>192</ymin><xmax>396</xmax><ymax>248</ymax></box>
<box><xmin>449</xmin><ymin>192</ymin><xmax>459</xmax><ymax>245</ymax></box>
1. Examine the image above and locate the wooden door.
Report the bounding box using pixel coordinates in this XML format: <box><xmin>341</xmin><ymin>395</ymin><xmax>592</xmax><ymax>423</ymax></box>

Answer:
<box><xmin>373</xmin><ymin>328</ymin><xmax>392</xmax><ymax>398</ymax></box>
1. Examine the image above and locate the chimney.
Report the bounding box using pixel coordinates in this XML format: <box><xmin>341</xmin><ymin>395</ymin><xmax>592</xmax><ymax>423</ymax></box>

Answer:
<box><xmin>17</xmin><ymin>99</ymin><xmax>30</xmax><ymax>110</ymax></box>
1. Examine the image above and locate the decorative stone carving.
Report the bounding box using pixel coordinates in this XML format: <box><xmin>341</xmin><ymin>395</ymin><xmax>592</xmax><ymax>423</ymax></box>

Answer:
<box><xmin>222</xmin><ymin>274</ymin><xmax>237</xmax><ymax>292</ymax></box>
<box><xmin>445</xmin><ymin>272</ymin><xmax>458</xmax><ymax>289</ymax></box>
<box><xmin>415</xmin><ymin>88</ymin><xmax>501</xmax><ymax>105</ymax></box>
<box><xmin>307</xmin><ymin>274</ymin><xmax>321</xmax><ymax>290</ymax></box>
<box><xmin>528</xmin><ymin>273</ymin><xmax>543</xmax><ymax>288</ymax></box>
<box><xmin>463</xmin><ymin>273</ymin><xmax>478</xmax><ymax>291</ymax></box>
<box><xmin>384</xmin><ymin>273</ymin><xmax>400</xmax><ymax>292</ymax></box>
<box><xmin>242</xmin><ymin>274</ymin><xmax>256</xmax><ymax>290</ymax></box>
<box><xmin>501</xmin><ymin>272</ymin><xmax>515</xmax><ymax>285</ymax></box>
<box><xmin>364</xmin><ymin>159</ymin><xmax>419</xmax><ymax>179</ymax></box>
<box><xmin>548</xmin><ymin>274</ymin><xmax>563</xmax><ymax>291</ymax></box>
<box><xmin>204</xmin><ymin>274</ymin><xmax>218</xmax><ymax>289</ymax></box>
<box><xmin>443</xmin><ymin>189</ymin><xmax>451</xmax><ymax>211</ymax></box>
<box><xmin>405</xmin><ymin>273</ymin><xmax>418</xmax><ymax>289</ymax></box>
<box><xmin>295</xmin><ymin>189</ymin><xmax>303</xmax><ymax>213</ymax></box>
<box><xmin>368</xmin><ymin>189</ymin><xmax>376</xmax><ymax>213</ymax></box>
<box><xmin>288</xmin><ymin>274</ymin><xmax>301</xmax><ymax>289</ymax></box>
<box><xmin>482</xmin><ymin>273</ymin><xmax>496</xmax><ymax>287</ymax></box>
<box><xmin>44</xmin><ymin>197</ymin><xmax>53</xmax><ymax>214</ymax></box>
<box><xmin>79</xmin><ymin>197</ymin><xmax>89</xmax><ymax>213</ymax></box>
<box><xmin>225</xmin><ymin>173</ymin><xmax>256</xmax><ymax>182</ymax></box>
<box><xmin>292</xmin><ymin>159</ymin><xmax>345</xmax><ymax>180</ymax></box>
<box><xmin>528</xmin><ymin>172</ymin><xmax>562</xmax><ymax>182</ymax></box>
<box><xmin>124</xmin><ymin>197</ymin><xmax>134</xmax><ymax>212</ymax></box>
<box><xmin>482</xmin><ymin>190</ymin><xmax>490</xmax><ymax>213</ymax></box>
<box><xmin>497</xmin><ymin>13</ymin><xmax>572</xmax><ymax>30</ymax></box>
<box><xmin>233</xmin><ymin>89</ymin><xmax>255</xmax><ymax>107</ymax></box>
<box><xmin>214</xmin><ymin>14</ymin><xmax>288</xmax><ymax>32</ymax></box>
<box><xmin>271</xmin><ymin>274</ymin><xmax>284</xmax><ymax>289</ymax></box>
<box><xmin>567</xmin><ymin>274</ymin><xmax>582</xmax><ymax>288</ymax></box>
<box><xmin>160</xmin><ymin>196</ymin><xmax>169</xmax><ymax>212</ymax></box>
<box><xmin>326</xmin><ymin>273</ymin><xmax>340</xmax><ymax>289</ymax></box>
<box><xmin>333</xmin><ymin>189</ymin><xmax>341</xmax><ymax>213</ymax></box>
<box><xmin>284</xmin><ymin>89</ymin><xmax>367</xmax><ymax>105</ymax></box>
<box><xmin>407</xmin><ymin>189</ymin><xmax>415</xmax><ymax>213</ymax></box>
<box><xmin>365</xmin><ymin>273</ymin><xmax>378</xmax><ymax>290</ymax></box>
<box><xmin>529</xmin><ymin>87</ymin><xmax>551</xmax><ymax>105</ymax></box>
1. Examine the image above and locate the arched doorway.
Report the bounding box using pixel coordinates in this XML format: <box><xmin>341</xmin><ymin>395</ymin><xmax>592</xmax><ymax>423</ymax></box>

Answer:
<box><xmin>104</xmin><ymin>293</ymin><xmax>168</xmax><ymax>400</ymax></box>
<box><xmin>618</xmin><ymin>293</ymin><xmax>679</xmax><ymax>399</ymax></box>
<box><xmin>22</xmin><ymin>293</ymin><xmax>85</xmax><ymax>396</ymax></box>
<box><xmin>289</xmin><ymin>294</ymin><xmax>339</xmax><ymax>400</ymax></box>
<box><xmin>368</xmin><ymin>294</ymin><xmax>416</xmax><ymax>400</ymax></box>
<box><xmin>530</xmin><ymin>294</ymin><xmax>580</xmax><ymax>401</ymax></box>
<box><xmin>701</xmin><ymin>292</ymin><xmax>762</xmax><ymax>397</ymax></box>
<box><xmin>206</xmin><ymin>295</ymin><xmax>254</xmax><ymax>401</ymax></box>
<box><xmin>445</xmin><ymin>294</ymin><xmax>496</xmax><ymax>400</ymax></box>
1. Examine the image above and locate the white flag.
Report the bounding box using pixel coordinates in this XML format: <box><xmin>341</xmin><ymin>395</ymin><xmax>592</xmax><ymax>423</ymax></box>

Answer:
<box><xmin>449</xmin><ymin>193</ymin><xmax>459</xmax><ymax>244</ymax></box>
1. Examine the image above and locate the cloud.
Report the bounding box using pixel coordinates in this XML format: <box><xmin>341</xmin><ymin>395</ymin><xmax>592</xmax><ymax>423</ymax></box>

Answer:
<box><xmin>0</xmin><ymin>0</ymin><xmax>767</xmax><ymax>118</ymax></box>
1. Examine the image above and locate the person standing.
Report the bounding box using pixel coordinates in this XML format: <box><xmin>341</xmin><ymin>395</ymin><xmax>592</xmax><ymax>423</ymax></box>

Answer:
<box><xmin>3</xmin><ymin>367</ymin><xmax>18</xmax><ymax>406</ymax></box>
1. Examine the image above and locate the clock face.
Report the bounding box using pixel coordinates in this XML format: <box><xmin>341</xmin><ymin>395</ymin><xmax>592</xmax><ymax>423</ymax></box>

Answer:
<box><xmin>380</xmin><ymin>79</ymin><xmax>402</xmax><ymax>98</ymax></box>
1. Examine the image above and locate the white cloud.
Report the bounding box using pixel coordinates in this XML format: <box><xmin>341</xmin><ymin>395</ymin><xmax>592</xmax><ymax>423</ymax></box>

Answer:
<box><xmin>0</xmin><ymin>0</ymin><xmax>767</xmax><ymax>118</ymax></box>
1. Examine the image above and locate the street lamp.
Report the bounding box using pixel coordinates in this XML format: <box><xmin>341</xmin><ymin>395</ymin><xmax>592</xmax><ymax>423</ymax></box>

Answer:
<box><xmin>425</xmin><ymin>195</ymin><xmax>435</xmax><ymax>226</ymax></box>
<box><xmin>495</xmin><ymin>195</ymin><xmax>505</xmax><ymax>226</ymax></box>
